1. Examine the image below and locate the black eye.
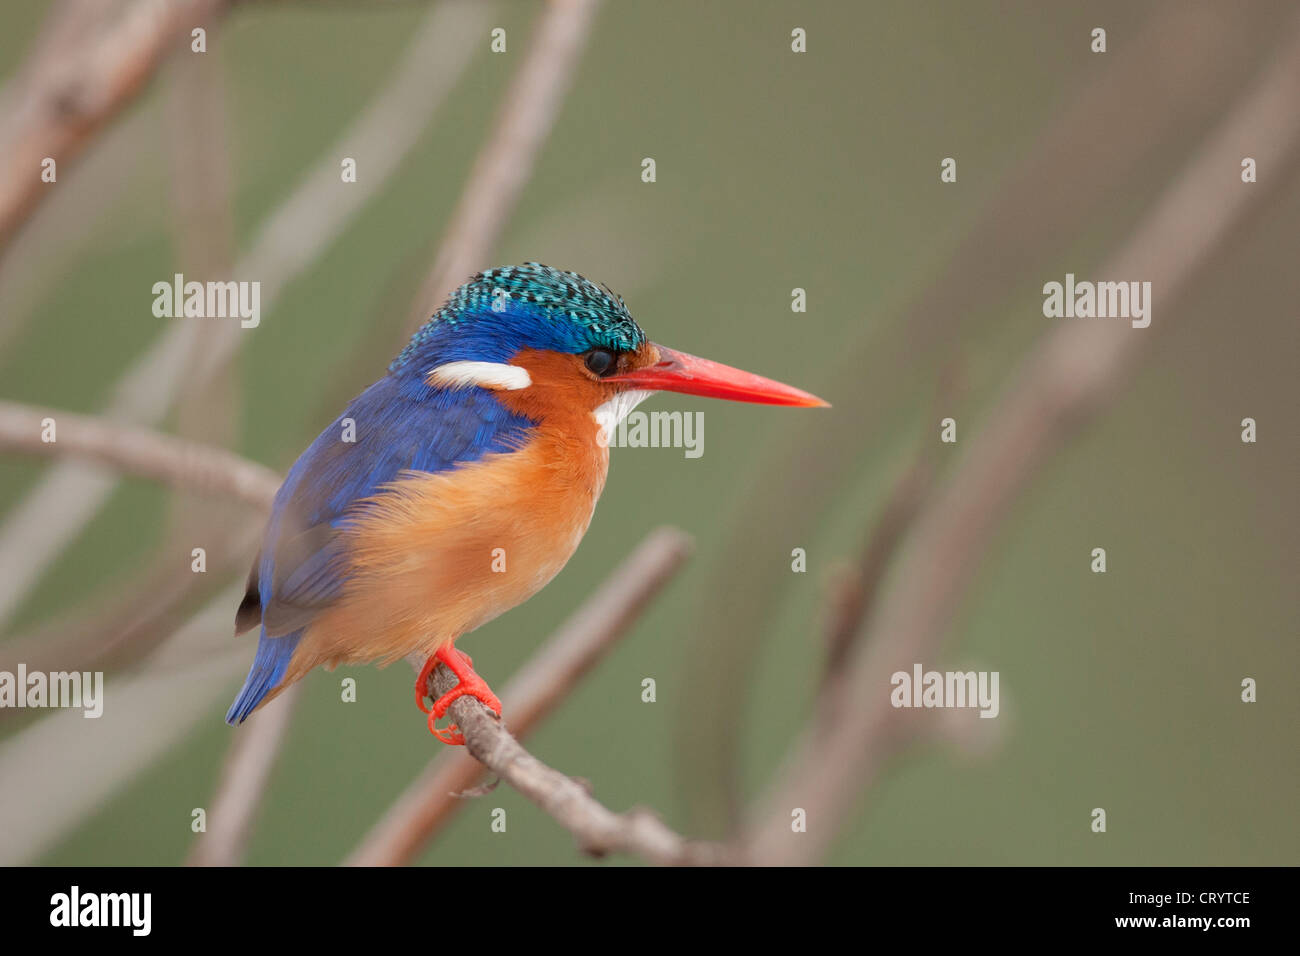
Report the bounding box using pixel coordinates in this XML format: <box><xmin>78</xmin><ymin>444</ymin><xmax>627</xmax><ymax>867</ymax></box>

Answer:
<box><xmin>584</xmin><ymin>348</ymin><xmax>618</xmax><ymax>377</ymax></box>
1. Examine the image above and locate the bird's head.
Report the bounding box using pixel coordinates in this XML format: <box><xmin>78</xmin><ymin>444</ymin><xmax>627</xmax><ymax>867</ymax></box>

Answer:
<box><xmin>392</xmin><ymin>263</ymin><xmax>827</xmax><ymax>434</ymax></box>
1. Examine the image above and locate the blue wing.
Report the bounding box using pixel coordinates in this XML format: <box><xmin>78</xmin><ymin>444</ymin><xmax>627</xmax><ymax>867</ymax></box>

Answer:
<box><xmin>226</xmin><ymin>374</ymin><xmax>534</xmax><ymax>724</ymax></box>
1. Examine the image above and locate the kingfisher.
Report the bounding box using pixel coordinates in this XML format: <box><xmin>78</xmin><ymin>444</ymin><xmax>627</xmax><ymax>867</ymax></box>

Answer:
<box><xmin>226</xmin><ymin>263</ymin><xmax>826</xmax><ymax>743</ymax></box>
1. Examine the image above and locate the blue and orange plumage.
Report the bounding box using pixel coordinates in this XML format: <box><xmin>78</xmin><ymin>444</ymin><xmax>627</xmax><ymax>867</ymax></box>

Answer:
<box><xmin>227</xmin><ymin>264</ymin><xmax>826</xmax><ymax>742</ymax></box>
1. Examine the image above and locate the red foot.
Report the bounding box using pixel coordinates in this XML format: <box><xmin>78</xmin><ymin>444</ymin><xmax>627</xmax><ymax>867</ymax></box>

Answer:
<box><xmin>414</xmin><ymin>646</ymin><xmax>501</xmax><ymax>746</ymax></box>
<box><xmin>414</xmin><ymin>650</ymin><xmax>473</xmax><ymax>713</ymax></box>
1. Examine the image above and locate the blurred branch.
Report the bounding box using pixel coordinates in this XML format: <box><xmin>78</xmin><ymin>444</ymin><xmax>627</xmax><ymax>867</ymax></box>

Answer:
<box><xmin>0</xmin><ymin>107</ymin><xmax>156</xmax><ymax>356</ymax></box>
<box><xmin>821</xmin><ymin>368</ymin><xmax>959</xmax><ymax>684</ymax></box>
<box><xmin>0</xmin><ymin>586</ymin><xmax>247</xmax><ymax>865</ymax></box>
<box><xmin>742</xmin><ymin>20</ymin><xmax>1300</xmax><ymax>866</ymax></box>
<box><xmin>821</xmin><ymin>452</ymin><xmax>934</xmax><ymax>680</ymax></box>
<box><xmin>0</xmin><ymin>0</ymin><xmax>489</xmax><ymax>630</ymax></box>
<box><xmin>0</xmin><ymin>516</ymin><xmax>261</xmax><ymax>681</ymax></box>
<box><xmin>0</xmin><ymin>398</ymin><xmax>268</xmax><ymax>678</ymax></box>
<box><xmin>681</xmin><ymin>0</ymin><xmax>1279</xmax><ymax>835</ymax></box>
<box><xmin>0</xmin><ymin>400</ymin><xmax>280</xmax><ymax>508</ymax></box>
<box><xmin>164</xmin><ymin>11</ymin><xmax>240</xmax><ymax>534</ymax></box>
<box><xmin>406</xmin><ymin>0</ymin><xmax>603</xmax><ymax>332</ymax></box>
<box><xmin>187</xmin><ymin>684</ymin><xmax>301</xmax><ymax>867</ymax></box>
<box><xmin>0</xmin><ymin>0</ymin><xmax>229</xmax><ymax>259</ymax></box>
<box><xmin>347</xmin><ymin>527</ymin><xmax>710</xmax><ymax>865</ymax></box>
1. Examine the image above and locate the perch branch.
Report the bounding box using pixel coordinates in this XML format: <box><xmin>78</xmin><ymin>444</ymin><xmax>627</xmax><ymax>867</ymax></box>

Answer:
<box><xmin>346</xmin><ymin>527</ymin><xmax>728</xmax><ymax>866</ymax></box>
<box><xmin>742</xmin><ymin>19</ymin><xmax>1300</xmax><ymax>866</ymax></box>
<box><xmin>430</xmin><ymin>673</ymin><xmax>727</xmax><ymax>865</ymax></box>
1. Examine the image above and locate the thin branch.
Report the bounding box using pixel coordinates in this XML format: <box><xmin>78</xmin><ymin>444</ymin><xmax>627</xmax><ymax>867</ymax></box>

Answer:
<box><xmin>820</xmin><ymin>453</ymin><xmax>933</xmax><ymax>679</ymax></box>
<box><xmin>406</xmin><ymin>0</ymin><xmax>603</xmax><ymax>332</ymax></box>
<box><xmin>346</xmin><ymin>527</ymin><xmax>723</xmax><ymax>866</ymax></box>
<box><xmin>742</xmin><ymin>20</ymin><xmax>1300</xmax><ymax>866</ymax></box>
<box><xmin>821</xmin><ymin>366</ymin><xmax>960</xmax><ymax>684</ymax></box>
<box><xmin>0</xmin><ymin>400</ymin><xmax>280</xmax><ymax>509</ymax></box>
<box><xmin>164</xmin><ymin>11</ymin><xmax>241</xmax><ymax>533</ymax></box>
<box><xmin>0</xmin><ymin>0</ymin><xmax>229</xmax><ymax>259</ymax></box>
<box><xmin>187</xmin><ymin>684</ymin><xmax>301</xmax><ymax>867</ymax></box>
<box><xmin>430</xmin><ymin>668</ymin><xmax>728</xmax><ymax>865</ymax></box>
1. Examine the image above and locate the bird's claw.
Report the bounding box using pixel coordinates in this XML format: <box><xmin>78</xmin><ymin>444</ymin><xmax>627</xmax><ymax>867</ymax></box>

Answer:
<box><xmin>428</xmin><ymin>715</ymin><xmax>465</xmax><ymax>746</ymax></box>
<box><xmin>414</xmin><ymin>648</ymin><xmax>476</xmax><ymax>713</ymax></box>
<box><xmin>416</xmin><ymin>647</ymin><xmax>501</xmax><ymax>746</ymax></box>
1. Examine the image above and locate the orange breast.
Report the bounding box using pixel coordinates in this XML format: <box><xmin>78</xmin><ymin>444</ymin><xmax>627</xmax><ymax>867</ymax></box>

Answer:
<box><xmin>284</xmin><ymin>424</ymin><xmax>608</xmax><ymax>680</ymax></box>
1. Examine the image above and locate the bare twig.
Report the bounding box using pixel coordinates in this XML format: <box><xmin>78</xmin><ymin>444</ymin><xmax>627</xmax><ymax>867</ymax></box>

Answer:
<box><xmin>0</xmin><ymin>0</ymin><xmax>229</xmax><ymax>258</ymax></box>
<box><xmin>187</xmin><ymin>684</ymin><xmax>301</xmax><ymax>867</ymax></box>
<box><xmin>0</xmin><ymin>400</ymin><xmax>280</xmax><ymax>508</ymax></box>
<box><xmin>406</xmin><ymin>0</ymin><xmax>603</xmax><ymax>332</ymax></box>
<box><xmin>742</xmin><ymin>21</ymin><xmax>1300</xmax><ymax>866</ymax></box>
<box><xmin>346</xmin><ymin>527</ymin><xmax>721</xmax><ymax>866</ymax></box>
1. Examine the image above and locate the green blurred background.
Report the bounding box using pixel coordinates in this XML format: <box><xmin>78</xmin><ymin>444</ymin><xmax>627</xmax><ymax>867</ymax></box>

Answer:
<box><xmin>0</xmin><ymin>0</ymin><xmax>1295</xmax><ymax>865</ymax></box>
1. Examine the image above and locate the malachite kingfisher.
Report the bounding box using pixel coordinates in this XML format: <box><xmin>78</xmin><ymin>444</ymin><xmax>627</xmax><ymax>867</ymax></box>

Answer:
<box><xmin>226</xmin><ymin>263</ymin><xmax>827</xmax><ymax>743</ymax></box>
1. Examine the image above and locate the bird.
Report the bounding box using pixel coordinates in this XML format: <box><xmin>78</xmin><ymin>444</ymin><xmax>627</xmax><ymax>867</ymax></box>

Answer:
<box><xmin>226</xmin><ymin>263</ymin><xmax>827</xmax><ymax>743</ymax></box>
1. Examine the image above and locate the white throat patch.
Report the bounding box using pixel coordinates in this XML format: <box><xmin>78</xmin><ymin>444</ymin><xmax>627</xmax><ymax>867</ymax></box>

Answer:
<box><xmin>427</xmin><ymin>360</ymin><xmax>531</xmax><ymax>391</ymax></box>
<box><xmin>593</xmin><ymin>389</ymin><xmax>652</xmax><ymax>447</ymax></box>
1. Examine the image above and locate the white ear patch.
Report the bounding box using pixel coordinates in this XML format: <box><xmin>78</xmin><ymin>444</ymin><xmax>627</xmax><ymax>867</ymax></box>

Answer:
<box><xmin>593</xmin><ymin>389</ymin><xmax>652</xmax><ymax>446</ymax></box>
<box><xmin>427</xmin><ymin>361</ymin><xmax>531</xmax><ymax>391</ymax></box>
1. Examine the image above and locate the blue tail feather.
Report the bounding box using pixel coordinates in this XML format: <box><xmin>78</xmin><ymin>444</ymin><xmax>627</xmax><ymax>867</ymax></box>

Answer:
<box><xmin>226</xmin><ymin>628</ymin><xmax>303</xmax><ymax>725</ymax></box>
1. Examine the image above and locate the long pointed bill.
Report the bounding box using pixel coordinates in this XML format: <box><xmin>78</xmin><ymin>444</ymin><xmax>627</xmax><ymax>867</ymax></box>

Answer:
<box><xmin>608</xmin><ymin>344</ymin><xmax>829</xmax><ymax>407</ymax></box>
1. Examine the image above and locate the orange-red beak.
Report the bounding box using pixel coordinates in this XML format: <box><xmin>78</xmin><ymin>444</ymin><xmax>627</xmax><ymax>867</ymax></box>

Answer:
<box><xmin>607</xmin><ymin>345</ymin><xmax>829</xmax><ymax>408</ymax></box>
